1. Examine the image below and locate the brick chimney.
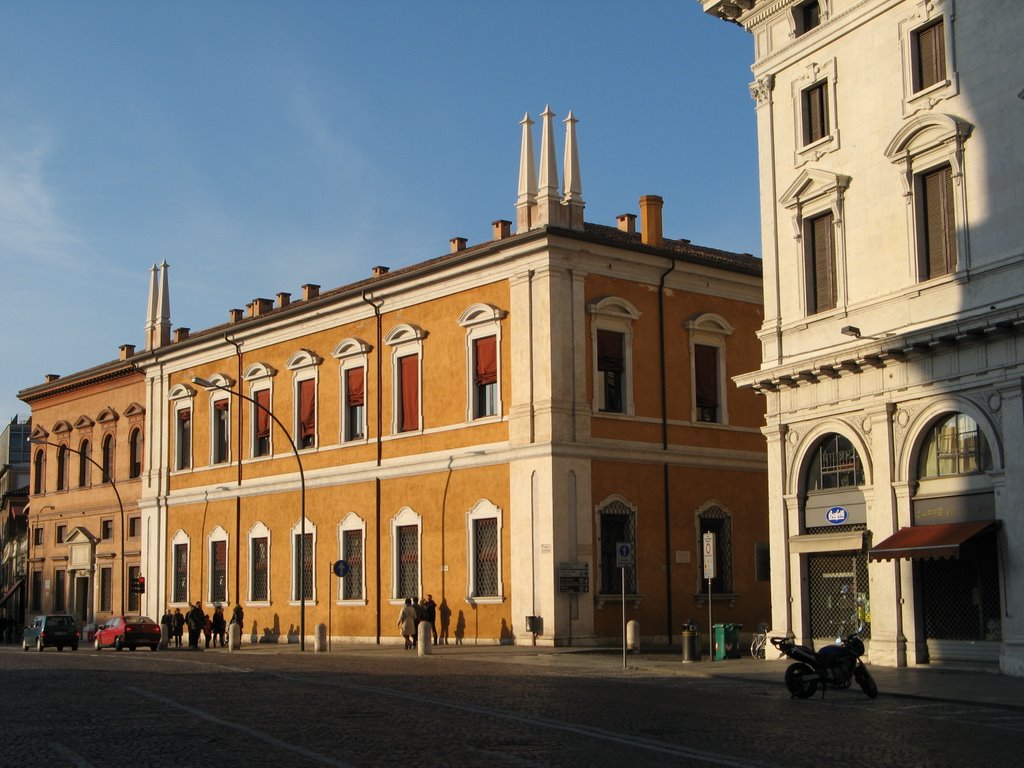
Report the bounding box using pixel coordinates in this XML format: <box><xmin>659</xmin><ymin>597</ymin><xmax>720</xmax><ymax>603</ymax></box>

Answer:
<box><xmin>251</xmin><ymin>298</ymin><xmax>273</xmax><ymax>317</ymax></box>
<box><xmin>277</xmin><ymin>292</ymin><xmax>291</xmax><ymax>308</ymax></box>
<box><xmin>44</xmin><ymin>374</ymin><xmax>60</xmax><ymax>383</ymax></box>
<box><xmin>302</xmin><ymin>284</ymin><xmax>320</xmax><ymax>301</ymax></box>
<box><xmin>173</xmin><ymin>328</ymin><xmax>190</xmax><ymax>343</ymax></box>
<box><xmin>229</xmin><ymin>308</ymin><xmax>243</xmax><ymax>323</ymax></box>
<box><xmin>119</xmin><ymin>344</ymin><xmax>135</xmax><ymax>360</ymax></box>
<box><xmin>450</xmin><ymin>237</ymin><xmax>467</xmax><ymax>253</ymax></box>
<box><xmin>492</xmin><ymin>220</ymin><xmax>512</xmax><ymax>240</ymax></box>
<box><xmin>372</xmin><ymin>266</ymin><xmax>390</xmax><ymax>277</ymax></box>
<box><xmin>639</xmin><ymin>195</ymin><xmax>664</xmax><ymax>248</ymax></box>
<box><xmin>616</xmin><ymin>213</ymin><xmax>637</xmax><ymax>234</ymax></box>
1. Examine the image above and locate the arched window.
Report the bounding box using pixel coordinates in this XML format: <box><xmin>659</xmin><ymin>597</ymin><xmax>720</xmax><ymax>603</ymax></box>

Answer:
<box><xmin>56</xmin><ymin>444</ymin><xmax>69</xmax><ymax>491</ymax></box>
<box><xmin>807</xmin><ymin>433</ymin><xmax>864</xmax><ymax>490</ymax></box>
<box><xmin>128</xmin><ymin>428</ymin><xmax>143</xmax><ymax>479</ymax></box>
<box><xmin>33</xmin><ymin>449</ymin><xmax>45</xmax><ymax>495</ymax></box>
<box><xmin>918</xmin><ymin>413</ymin><xmax>992</xmax><ymax>478</ymax></box>
<box><xmin>78</xmin><ymin>440</ymin><xmax>91</xmax><ymax>487</ymax></box>
<box><xmin>101</xmin><ymin>434</ymin><xmax>114</xmax><ymax>483</ymax></box>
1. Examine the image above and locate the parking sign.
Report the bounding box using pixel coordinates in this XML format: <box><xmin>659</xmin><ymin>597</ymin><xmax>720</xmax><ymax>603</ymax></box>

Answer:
<box><xmin>702</xmin><ymin>532</ymin><xmax>716</xmax><ymax>580</ymax></box>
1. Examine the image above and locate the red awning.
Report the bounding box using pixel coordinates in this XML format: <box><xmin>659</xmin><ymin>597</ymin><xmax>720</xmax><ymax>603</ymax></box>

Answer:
<box><xmin>868</xmin><ymin>520</ymin><xmax>998</xmax><ymax>562</ymax></box>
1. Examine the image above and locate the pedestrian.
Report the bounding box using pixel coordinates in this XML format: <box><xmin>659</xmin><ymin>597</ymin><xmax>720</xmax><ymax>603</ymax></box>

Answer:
<box><xmin>212</xmin><ymin>606</ymin><xmax>226</xmax><ymax>647</ymax></box>
<box><xmin>160</xmin><ymin>607</ymin><xmax>172</xmax><ymax>645</ymax></box>
<box><xmin>397</xmin><ymin>598</ymin><xmax>417</xmax><ymax>650</ymax></box>
<box><xmin>203</xmin><ymin>612</ymin><xmax>213</xmax><ymax>648</ymax></box>
<box><xmin>186</xmin><ymin>601</ymin><xmax>205</xmax><ymax>649</ymax></box>
<box><xmin>172</xmin><ymin>608</ymin><xmax>185</xmax><ymax>647</ymax></box>
<box><xmin>412</xmin><ymin>596</ymin><xmax>425</xmax><ymax>647</ymax></box>
<box><xmin>422</xmin><ymin>594</ymin><xmax>438</xmax><ymax>645</ymax></box>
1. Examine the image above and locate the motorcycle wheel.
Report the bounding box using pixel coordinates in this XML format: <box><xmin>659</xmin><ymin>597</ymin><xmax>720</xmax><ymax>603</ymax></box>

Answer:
<box><xmin>854</xmin><ymin>665</ymin><xmax>878</xmax><ymax>699</ymax></box>
<box><xmin>784</xmin><ymin>662</ymin><xmax>817</xmax><ymax>699</ymax></box>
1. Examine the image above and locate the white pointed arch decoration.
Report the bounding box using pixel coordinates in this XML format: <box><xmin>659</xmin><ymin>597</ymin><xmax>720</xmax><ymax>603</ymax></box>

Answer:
<box><xmin>51</xmin><ymin>420</ymin><xmax>73</xmax><ymax>435</ymax></box>
<box><xmin>285</xmin><ymin>349</ymin><xmax>323</xmax><ymax>371</ymax></box>
<box><xmin>331</xmin><ymin>337</ymin><xmax>372</xmax><ymax>360</ymax></box>
<box><xmin>457</xmin><ymin>303</ymin><xmax>507</xmax><ymax>328</ymax></box>
<box><xmin>242</xmin><ymin>362</ymin><xmax>277</xmax><ymax>382</ymax></box>
<box><xmin>96</xmin><ymin>406</ymin><xmax>120</xmax><ymax>424</ymax></box>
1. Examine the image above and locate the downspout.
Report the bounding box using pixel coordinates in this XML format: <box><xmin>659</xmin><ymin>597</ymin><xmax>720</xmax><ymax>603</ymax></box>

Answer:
<box><xmin>658</xmin><ymin>257</ymin><xmax>677</xmax><ymax>644</ymax></box>
<box><xmin>224</xmin><ymin>333</ymin><xmax>243</xmax><ymax>604</ymax></box>
<box><xmin>361</xmin><ymin>291</ymin><xmax>384</xmax><ymax>643</ymax></box>
<box><xmin>527</xmin><ymin>270</ymin><xmax>536</xmax><ymax>443</ymax></box>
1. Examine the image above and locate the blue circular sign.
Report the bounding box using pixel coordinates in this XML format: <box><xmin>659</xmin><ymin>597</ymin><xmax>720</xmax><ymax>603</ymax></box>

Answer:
<box><xmin>825</xmin><ymin>506</ymin><xmax>849</xmax><ymax>525</ymax></box>
<box><xmin>333</xmin><ymin>559</ymin><xmax>350</xmax><ymax>578</ymax></box>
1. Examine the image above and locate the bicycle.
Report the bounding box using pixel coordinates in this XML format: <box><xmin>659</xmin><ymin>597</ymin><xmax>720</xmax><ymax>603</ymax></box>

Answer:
<box><xmin>750</xmin><ymin>622</ymin><xmax>770</xmax><ymax>659</ymax></box>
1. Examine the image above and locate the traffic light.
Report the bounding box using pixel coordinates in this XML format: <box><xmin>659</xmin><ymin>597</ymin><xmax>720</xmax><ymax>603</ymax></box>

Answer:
<box><xmin>129</xmin><ymin>579</ymin><xmax>139</xmax><ymax>595</ymax></box>
<box><xmin>137</xmin><ymin>576</ymin><xmax>146</xmax><ymax>595</ymax></box>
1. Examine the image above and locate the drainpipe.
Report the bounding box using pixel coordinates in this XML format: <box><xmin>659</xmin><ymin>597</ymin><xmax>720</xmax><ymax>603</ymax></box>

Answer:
<box><xmin>224</xmin><ymin>333</ymin><xmax>243</xmax><ymax>604</ymax></box>
<box><xmin>659</xmin><ymin>257</ymin><xmax>678</xmax><ymax>643</ymax></box>
<box><xmin>361</xmin><ymin>291</ymin><xmax>384</xmax><ymax>643</ymax></box>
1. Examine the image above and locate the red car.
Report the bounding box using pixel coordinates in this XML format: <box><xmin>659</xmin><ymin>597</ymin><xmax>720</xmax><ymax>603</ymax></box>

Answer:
<box><xmin>94</xmin><ymin>615</ymin><xmax>161</xmax><ymax>651</ymax></box>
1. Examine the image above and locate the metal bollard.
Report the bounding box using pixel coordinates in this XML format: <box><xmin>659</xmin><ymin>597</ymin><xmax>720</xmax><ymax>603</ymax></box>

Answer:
<box><xmin>228</xmin><ymin>621</ymin><xmax>241</xmax><ymax>651</ymax></box>
<box><xmin>417</xmin><ymin>621</ymin><xmax>432</xmax><ymax>656</ymax></box>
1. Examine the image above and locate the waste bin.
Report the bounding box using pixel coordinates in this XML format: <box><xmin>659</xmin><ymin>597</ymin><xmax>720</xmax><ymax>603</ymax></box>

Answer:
<box><xmin>681</xmin><ymin>620</ymin><xmax>700</xmax><ymax>663</ymax></box>
<box><xmin>712</xmin><ymin>623</ymin><xmax>743</xmax><ymax>660</ymax></box>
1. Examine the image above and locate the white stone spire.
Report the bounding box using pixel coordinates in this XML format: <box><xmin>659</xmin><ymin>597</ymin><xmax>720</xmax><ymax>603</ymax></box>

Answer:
<box><xmin>562</xmin><ymin>110</ymin><xmax>584</xmax><ymax>230</ymax></box>
<box><xmin>535</xmin><ymin>105</ymin><xmax>564</xmax><ymax>228</ymax></box>
<box><xmin>144</xmin><ymin>263</ymin><xmax>158</xmax><ymax>350</ymax></box>
<box><xmin>154</xmin><ymin>260</ymin><xmax>171</xmax><ymax>348</ymax></box>
<box><xmin>516</xmin><ymin>112</ymin><xmax>537</xmax><ymax>233</ymax></box>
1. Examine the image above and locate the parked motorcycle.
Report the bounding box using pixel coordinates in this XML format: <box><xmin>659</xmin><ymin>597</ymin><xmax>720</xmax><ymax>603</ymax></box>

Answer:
<box><xmin>770</xmin><ymin>633</ymin><xmax>878</xmax><ymax>699</ymax></box>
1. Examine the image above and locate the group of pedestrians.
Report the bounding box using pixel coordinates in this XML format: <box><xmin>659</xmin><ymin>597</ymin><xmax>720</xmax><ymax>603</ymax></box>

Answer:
<box><xmin>160</xmin><ymin>603</ymin><xmax>243</xmax><ymax>649</ymax></box>
<box><xmin>397</xmin><ymin>593</ymin><xmax>437</xmax><ymax>649</ymax></box>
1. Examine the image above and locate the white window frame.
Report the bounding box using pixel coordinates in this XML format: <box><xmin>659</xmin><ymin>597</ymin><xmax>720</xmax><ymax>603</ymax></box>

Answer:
<box><xmin>899</xmin><ymin>1</ymin><xmax>958</xmax><ymax>116</ymax></box>
<box><xmin>389</xmin><ymin>506</ymin><xmax>422</xmax><ymax>603</ymax></box>
<box><xmin>780</xmin><ymin>167</ymin><xmax>851</xmax><ymax>318</ymax></box>
<box><xmin>290</xmin><ymin>517</ymin><xmax>316</xmax><ymax>605</ymax></box>
<box><xmin>788</xmin><ymin>0</ymin><xmax>829</xmax><ymax>39</ymax></box>
<box><xmin>466</xmin><ymin>499</ymin><xmax>503</xmax><ymax>604</ymax></box>
<box><xmin>286</xmin><ymin>349</ymin><xmax>322</xmax><ymax>452</ymax></box>
<box><xmin>384</xmin><ymin>323</ymin><xmax>427</xmax><ymax>436</ymax></box>
<box><xmin>337</xmin><ymin>512</ymin><xmax>367</xmax><ymax>604</ymax></box>
<box><xmin>791</xmin><ymin>57</ymin><xmax>839</xmax><ymax>167</ymax></box>
<box><xmin>243</xmin><ymin>363</ymin><xmax>276</xmax><ymax>460</ymax></box>
<box><xmin>588</xmin><ymin>296</ymin><xmax>639</xmax><ymax>417</ymax></box>
<box><xmin>595</xmin><ymin>494</ymin><xmax>638</xmax><ymax>598</ymax></box>
<box><xmin>884</xmin><ymin>113</ymin><xmax>972</xmax><ymax>280</ymax></box>
<box><xmin>686</xmin><ymin>313</ymin><xmax>735</xmax><ymax>425</ymax></box>
<box><xmin>170</xmin><ymin>529</ymin><xmax>190</xmax><ymax>606</ymax></box>
<box><xmin>458</xmin><ymin>304</ymin><xmax>506</xmax><ymax>423</ymax></box>
<box><xmin>332</xmin><ymin>338</ymin><xmax>372</xmax><ymax>444</ymax></box>
<box><xmin>207</xmin><ymin>525</ymin><xmax>229</xmax><ymax>605</ymax></box>
<box><xmin>197</xmin><ymin>373</ymin><xmax>235</xmax><ymax>466</ymax></box>
<box><xmin>168</xmin><ymin>384</ymin><xmax>195</xmax><ymax>473</ymax></box>
<box><xmin>247</xmin><ymin>521</ymin><xmax>271</xmax><ymax>606</ymax></box>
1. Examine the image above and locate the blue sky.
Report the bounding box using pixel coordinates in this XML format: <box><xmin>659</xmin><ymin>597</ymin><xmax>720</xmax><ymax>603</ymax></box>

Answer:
<box><xmin>0</xmin><ymin>1</ymin><xmax>756</xmax><ymax>423</ymax></box>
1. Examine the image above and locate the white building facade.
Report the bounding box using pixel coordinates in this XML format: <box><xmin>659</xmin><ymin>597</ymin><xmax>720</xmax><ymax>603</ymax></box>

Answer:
<box><xmin>702</xmin><ymin>0</ymin><xmax>1024</xmax><ymax>674</ymax></box>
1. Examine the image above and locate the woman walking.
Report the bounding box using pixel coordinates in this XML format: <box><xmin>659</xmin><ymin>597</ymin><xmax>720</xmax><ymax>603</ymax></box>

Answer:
<box><xmin>397</xmin><ymin>598</ymin><xmax>417</xmax><ymax>650</ymax></box>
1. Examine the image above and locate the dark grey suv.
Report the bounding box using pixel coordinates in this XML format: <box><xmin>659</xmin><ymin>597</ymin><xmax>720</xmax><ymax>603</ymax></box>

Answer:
<box><xmin>22</xmin><ymin>614</ymin><xmax>80</xmax><ymax>651</ymax></box>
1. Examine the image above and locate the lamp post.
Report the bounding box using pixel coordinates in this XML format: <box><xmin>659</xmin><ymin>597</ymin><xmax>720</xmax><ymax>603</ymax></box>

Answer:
<box><xmin>28</xmin><ymin>439</ymin><xmax>127</xmax><ymax>615</ymax></box>
<box><xmin>192</xmin><ymin>376</ymin><xmax>308</xmax><ymax>650</ymax></box>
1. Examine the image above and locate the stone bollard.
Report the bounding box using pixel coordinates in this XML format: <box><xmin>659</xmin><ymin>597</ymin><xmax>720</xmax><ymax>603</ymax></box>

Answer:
<box><xmin>626</xmin><ymin>620</ymin><xmax>640</xmax><ymax>652</ymax></box>
<box><xmin>417</xmin><ymin>621</ymin><xmax>432</xmax><ymax>657</ymax></box>
<box><xmin>314</xmin><ymin>623</ymin><xmax>327</xmax><ymax>652</ymax></box>
<box><xmin>228</xmin><ymin>621</ymin><xmax>241</xmax><ymax>651</ymax></box>
<box><xmin>159</xmin><ymin>624</ymin><xmax>169</xmax><ymax>650</ymax></box>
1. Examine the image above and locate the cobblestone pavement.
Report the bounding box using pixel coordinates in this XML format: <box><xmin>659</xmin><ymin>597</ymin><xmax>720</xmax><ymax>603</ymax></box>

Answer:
<box><xmin>1</xmin><ymin>643</ymin><xmax>1021</xmax><ymax>768</ymax></box>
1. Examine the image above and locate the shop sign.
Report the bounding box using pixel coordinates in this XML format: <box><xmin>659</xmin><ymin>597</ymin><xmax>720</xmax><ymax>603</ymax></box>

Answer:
<box><xmin>826</xmin><ymin>506</ymin><xmax>849</xmax><ymax>525</ymax></box>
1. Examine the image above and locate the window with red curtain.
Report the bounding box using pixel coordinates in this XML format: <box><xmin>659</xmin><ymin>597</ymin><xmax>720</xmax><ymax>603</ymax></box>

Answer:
<box><xmin>175</xmin><ymin>409</ymin><xmax>191</xmax><ymax>470</ymax></box>
<box><xmin>297</xmin><ymin>378</ymin><xmax>316</xmax><ymax>448</ymax></box>
<box><xmin>398</xmin><ymin>355</ymin><xmax>419</xmax><ymax>433</ymax></box>
<box><xmin>695</xmin><ymin>344</ymin><xmax>719</xmax><ymax>423</ymax></box>
<box><xmin>254</xmin><ymin>389</ymin><xmax>271</xmax><ymax>457</ymax></box>
<box><xmin>213</xmin><ymin>399</ymin><xmax>230</xmax><ymax>464</ymax></box>
<box><xmin>473</xmin><ymin>336</ymin><xmax>497</xmax><ymax>418</ymax></box>
<box><xmin>345</xmin><ymin>367</ymin><xmax>365</xmax><ymax>440</ymax></box>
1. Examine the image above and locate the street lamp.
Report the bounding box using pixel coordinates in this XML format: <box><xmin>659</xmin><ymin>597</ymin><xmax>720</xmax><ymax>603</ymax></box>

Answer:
<box><xmin>191</xmin><ymin>376</ymin><xmax>308</xmax><ymax>650</ymax></box>
<box><xmin>28</xmin><ymin>439</ymin><xmax>127</xmax><ymax>615</ymax></box>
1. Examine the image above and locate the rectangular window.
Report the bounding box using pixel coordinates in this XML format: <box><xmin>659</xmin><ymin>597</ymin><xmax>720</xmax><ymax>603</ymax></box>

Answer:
<box><xmin>34</xmin><ymin>526</ymin><xmax>43</xmax><ymax>546</ymax></box>
<box><xmin>473</xmin><ymin>518</ymin><xmax>499</xmax><ymax>597</ymax></box>
<box><xmin>175</xmin><ymin>408</ymin><xmax>192</xmax><ymax>470</ymax></box>
<box><xmin>253</xmin><ymin>389</ymin><xmax>271</xmax><ymax>457</ymax></box>
<box><xmin>173</xmin><ymin>543</ymin><xmax>188</xmax><ymax>603</ymax></box>
<box><xmin>397</xmin><ymin>355</ymin><xmax>419</xmax><ymax>433</ymax></box>
<box><xmin>473</xmin><ymin>336</ymin><xmax>498</xmax><ymax>418</ymax></box>
<box><xmin>397</xmin><ymin>525</ymin><xmax>419</xmax><ymax>599</ymax></box>
<box><xmin>808</xmin><ymin>211</ymin><xmax>836</xmax><ymax>313</ymax></box>
<box><xmin>251</xmin><ymin>537</ymin><xmax>269</xmax><ymax>601</ymax></box>
<box><xmin>56</xmin><ymin>524</ymin><xmax>66</xmax><ymax>544</ymax></box>
<box><xmin>297</xmin><ymin>378</ymin><xmax>316</xmax><ymax>449</ymax></box>
<box><xmin>798</xmin><ymin>0</ymin><xmax>820</xmax><ymax>36</ymax></box>
<box><xmin>213</xmin><ymin>399</ymin><xmax>230</xmax><ymax>464</ymax></box>
<box><xmin>597</xmin><ymin>329</ymin><xmax>625</xmax><ymax>413</ymax></box>
<box><xmin>342</xmin><ymin>529</ymin><xmax>363</xmax><ymax>600</ymax></box>
<box><xmin>31</xmin><ymin>570</ymin><xmax>42</xmax><ymax>612</ymax></box>
<box><xmin>211</xmin><ymin>540</ymin><xmax>227</xmax><ymax>603</ymax></box>
<box><xmin>100</xmin><ymin>567</ymin><xmax>112</xmax><ymax>612</ymax></box>
<box><xmin>345</xmin><ymin>367</ymin><xmax>365</xmax><ymax>440</ymax></box>
<box><xmin>101</xmin><ymin>519</ymin><xmax>112</xmax><ymax>540</ymax></box>
<box><xmin>694</xmin><ymin>344</ymin><xmax>720</xmax><ymax>423</ymax></box>
<box><xmin>599</xmin><ymin>508</ymin><xmax>636</xmax><ymax>594</ymax></box>
<box><xmin>294</xmin><ymin>533</ymin><xmax>313</xmax><ymax>600</ymax></box>
<box><xmin>128</xmin><ymin>564</ymin><xmax>141</xmax><ymax>613</ymax></box>
<box><xmin>129</xmin><ymin>516</ymin><xmax>141</xmax><ymax>538</ymax></box>
<box><xmin>921</xmin><ymin>165</ymin><xmax>957</xmax><ymax>279</ymax></box>
<box><xmin>803</xmin><ymin>81</ymin><xmax>829</xmax><ymax>145</ymax></box>
<box><xmin>914</xmin><ymin>19</ymin><xmax>946</xmax><ymax>92</ymax></box>
<box><xmin>755</xmin><ymin>543</ymin><xmax>771</xmax><ymax>583</ymax></box>
<box><xmin>54</xmin><ymin>569</ymin><xmax>66</xmax><ymax>612</ymax></box>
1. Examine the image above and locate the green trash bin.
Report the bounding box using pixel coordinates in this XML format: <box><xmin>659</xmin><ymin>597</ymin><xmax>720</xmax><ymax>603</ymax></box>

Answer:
<box><xmin>712</xmin><ymin>623</ymin><xmax>743</xmax><ymax>660</ymax></box>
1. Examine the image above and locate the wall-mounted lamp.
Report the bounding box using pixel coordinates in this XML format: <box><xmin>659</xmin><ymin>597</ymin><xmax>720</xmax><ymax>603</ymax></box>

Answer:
<box><xmin>841</xmin><ymin>325</ymin><xmax>862</xmax><ymax>338</ymax></box>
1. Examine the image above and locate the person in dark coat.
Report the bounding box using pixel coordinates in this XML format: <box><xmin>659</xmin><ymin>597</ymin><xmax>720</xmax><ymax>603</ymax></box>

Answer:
<box><xmin>160</xmin><ymin>608</ymin><xmax>172</xmax><ymax>645</ymax></box>
<box><xmin>172</xmin><ymin>608</ymin><xmax>185</xmax><ymax>647</ymax></box>
<box><xmin>186</xmin><ymin>601</ymin><xmax>205</xmax><ymax>649</ymax></box>
<box><xmin>211</xmin><ymin>606</ymin><xmax>226</xmax><ymax>647</ymax></box>
<box><xmin>422</xmin><ymin>594</ymin><xmax>438</xmax><ymax>644</ymax></box>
